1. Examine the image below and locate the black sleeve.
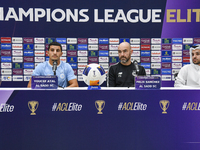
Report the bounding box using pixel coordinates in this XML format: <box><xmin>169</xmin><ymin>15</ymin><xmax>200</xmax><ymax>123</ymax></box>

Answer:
<box><xmin>107</xmin><ymin>66</ymin><xmax>116</xmax><ymax>87</ymax></box>
<box><xmin>138</xmin><ymin>66</ymin><xmax>146</xmax><ymax>76</ymax></box>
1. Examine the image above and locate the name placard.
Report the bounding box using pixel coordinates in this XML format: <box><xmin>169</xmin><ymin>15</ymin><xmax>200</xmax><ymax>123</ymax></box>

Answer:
<box><xmin>135</xmin><ymin>76</ymin><xmax>161</xmax><ymax>90</ymax></box>
<box><xmin>31</xmin><ymin>76</ymin><xmax>58</xmax><ymax>89</ymax></box>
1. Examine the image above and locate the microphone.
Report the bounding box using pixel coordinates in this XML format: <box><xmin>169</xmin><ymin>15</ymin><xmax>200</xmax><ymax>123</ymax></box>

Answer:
<box><xmin>133</xmin><ymin>60</ymin><xmax>139</xmax><ymax>75</ymax></box>
<box><xmin>52</xmin><ymin>61</ymin><xmax>57</xmax><ymax>75</ymax></box>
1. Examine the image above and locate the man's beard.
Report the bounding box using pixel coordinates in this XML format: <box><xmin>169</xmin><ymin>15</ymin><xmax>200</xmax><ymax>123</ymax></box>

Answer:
<box><xmin>120</xmin><ymin>56</ymin><xmax>131</xmax><ymax>63</ymax></box>
<box><xmin>193</xmin><ymin>59</ymin><xmax>200</xmax><ymax>65</ymax></box>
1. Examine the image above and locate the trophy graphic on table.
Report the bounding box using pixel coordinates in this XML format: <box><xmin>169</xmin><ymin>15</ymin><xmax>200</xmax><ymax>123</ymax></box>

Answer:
<box><xmin>95</xmin><ymin>100</ymin><xmax>105</xmax><ymax>114</ymax></box>
<box><xmin>159</xmin><ymin>100</ymin><xmax>170</xmax><ymax>114</ymax></box>
<box><xmin>28</xmin><ymin>101</ymin><xmax>39</xmax><ymax>115</ymax></box>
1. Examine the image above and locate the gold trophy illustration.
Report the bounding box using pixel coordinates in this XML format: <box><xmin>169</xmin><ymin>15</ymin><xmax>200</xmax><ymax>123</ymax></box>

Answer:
<box><xmin>95</xmin><ymin>100</ymin><xmax>105</xmax><ymax>114</ymax></box>
<box><xmin>28</xmin><ymin>101</ymin><xmax>39</xmax><ymax>115</ymax></box>
<box><xmin>159</xmin><ymin>100</ymin><xmax>170</xmax><ymax>114</ymax></box>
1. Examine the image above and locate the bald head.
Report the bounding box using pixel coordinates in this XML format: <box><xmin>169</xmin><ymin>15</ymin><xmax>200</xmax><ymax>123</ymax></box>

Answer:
<box><xmin>118</xmin><ymin>42</ymin><xmax>133</xmax><ymax>65</ymax></box>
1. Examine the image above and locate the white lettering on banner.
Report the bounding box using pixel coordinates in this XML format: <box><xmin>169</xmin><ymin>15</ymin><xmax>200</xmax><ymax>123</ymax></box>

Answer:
<box><xmin>0</xmin><ymin>7</ymin><xmax>161</xmax><ymax>23</ymax></box>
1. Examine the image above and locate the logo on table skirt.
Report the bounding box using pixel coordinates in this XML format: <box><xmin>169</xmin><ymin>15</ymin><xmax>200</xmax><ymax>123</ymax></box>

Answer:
<box><xmin>118</xmin><ymin>102</ymin><xmax>147</xmax><ymax>111</ymax></box>
<box><xmin>28</xmin><ymin>101</ymin><xmax>39</xmax><ymax>115</ymax></box>
<box><xmin>52</xmin><ymin>102</ymin><xmax>82</xmax><ymax>111</ymax></box>
<box><xmin>159</xmin><ymin>100</ymin><xmax>170</xmax><ymax>114</ymax></box>
<box><xmin>0</xmin><ymin>103</ymin><xmax>14</xmax><ymax>112</ymax></box>
<box><xmin>95</xmin><ymin>100</ymin><xmax>105</xmax><ymax>114</ymax></box>
<box><xmin>182</xmin><ymin>102</ymin><xmax>200</xmax><ymax>111</ymax></box>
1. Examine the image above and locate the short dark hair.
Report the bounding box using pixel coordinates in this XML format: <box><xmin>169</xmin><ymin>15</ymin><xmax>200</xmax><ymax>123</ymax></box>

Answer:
<box><xmin>48</xmin><ymin>42</ymin><xmax>62</xmax><ymax>52</ymax></box>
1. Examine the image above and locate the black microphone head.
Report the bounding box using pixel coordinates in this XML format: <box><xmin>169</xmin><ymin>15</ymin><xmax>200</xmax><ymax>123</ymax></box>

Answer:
<box><xmin>53</xmin><ymin>61</ymin><xmax>57</xmax><ymax>65</ymax></box>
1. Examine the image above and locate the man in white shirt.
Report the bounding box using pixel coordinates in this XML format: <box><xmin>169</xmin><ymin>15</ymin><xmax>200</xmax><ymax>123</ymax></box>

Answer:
<box><xmin>174</xmin><ymin>45</ymin><xmax>200</xmax><ymax>87</ymax></box>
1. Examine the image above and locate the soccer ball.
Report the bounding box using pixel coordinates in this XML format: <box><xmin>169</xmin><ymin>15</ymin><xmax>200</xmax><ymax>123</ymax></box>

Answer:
<box><xmin>82</xmin><ymin>64</ymin><xmax>106</xmax><ymax>86</ymax></box>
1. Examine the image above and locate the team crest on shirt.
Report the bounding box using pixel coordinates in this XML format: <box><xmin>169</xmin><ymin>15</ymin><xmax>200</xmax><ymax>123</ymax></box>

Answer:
<box><xmin>118</xmin><ymin>72</ymin><xmax>122</xmax><ymax>77</ymax></box>
<box><xmin>60</xmin><ymin>73</ymin><xmax>65</xmax><ymax>79</ymax></box>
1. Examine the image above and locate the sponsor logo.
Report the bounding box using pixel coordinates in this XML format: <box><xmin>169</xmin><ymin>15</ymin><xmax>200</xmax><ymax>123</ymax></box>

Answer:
<box><xmin>56</xmin><ymin>38</ymin><xmax>66</xmax><ymax>44</ymax></box>
<box><xmin>67</xmin><ymin>57</ymin><xmax>77</xmax><ymax>63</ymax></box>
<box><xmin>35</xmin><ymin>51</ymin><xmax>45</xmax><ymax>56</ymax></box>
<box><xmin>24</xmin><ymin>44</ymin><xmax>34</xmax><ymax>50</ymax></box>
<box><xmin>172</xmin><ymin>38</ymin><xmax>182</xmax><ymax>44</ymax></box>
<box><xmin>183</xmin><ymin>57</ymin><xmax>190</xmax><ymax>62</ymax></box>
<box><xmin>67</xmin><ymin>44</ymin><xmax>77</xmax><ymax>50</ymax></box>
<box><xmin>24</xmin><ymin>57</ymin><xmax>34</xmax><ymax>62</ymax></box>
<box><xmin>61</xmin><ymin>44</ymin><xmax>67</xmax><ymax>50</ymax></box>
<box><xmin>109</xmin><ymin>45</ymin><xmax>118</xmax><ymax>50</ymax></box>
<box><xmin>162</xmin><ymin>51</ymin><xmax>171</xmax><ymax>56</ymax></box>
<box><xmin>182</xmin><ymin>102</ymin><xmax>200</xmax><ymax>111</ymax></box>
<box><xmin>109</xmin><ymin>38</ymin><xmax>119</xmax><ymax>44</ymax></box>
<box><xmin>12</xmin><ymin>50</ymin><xmax>23</xmax><ymax>56</ymax></box>
<box><xmin>78</xmin><ymin>63</ymin><xmax>87</xmax><ymax>68</ymax></box>
<box><xmin>34</xmin><ymin>44</ymin><xmax>45</xmax><ymax>50</ymax></box>
<box><xmin>78</xmin><ymin>51</ymin><xmax>88</xmax><ymax>57</ymax></box>
<box><xmin>183</xmin><ymin>50</ymin><xmax>190</xmax><ymax>56</ymax></box>
<box><xmin>78</xmin><ymin>76</ymin><xmax>83</xmax><ymax>81</ymax></box>
<box><xmin>73</xmin><ymin>69</ymin><xmax>77</xmax><ymax>75</ymax></box>
<box><xmin>183</xmin><ymin>44</ymin><xmax>192</xmax><ymax>50</ymax></box>
<box><xmin>141</xmin><ymin>38</ymin><xmax>150</xmax><ymax>44</ymax></box>
<box><xmin>99</xmin><ymin>57</ymin><xmax>109</xmax><ymax>62</ymax></box>
<box><xmin>183</xmin><ymin>38</ymin><xmax>193</xmax><ymax>44</ymax></box>
<box><xmin>99</xmin><ymin>38</ymin><xmax>109</xmax><ymax>44</ymax></box>
<box><xmin>1</xmin><ymin>76</ymin><xmax>12</xmax><ymax>81</ymax></box>
<box><xmin>118</xmin><ymin>102</ymin><xmax>147</xmax><ymax>111</ymax></box>
<box><xmin>162</xmin><ymin>75</ymin><xmax>171</xmax><ymax>81</ymax></box>
<box><xmin>131</xmin><ymin>45</ymin><xmax>140</xmax><ymax>50</ymax></box>
<box><xmin>23</xmin><ymin>38</ymin><xmax>34</xmax><ymax>43</ymax></box>
<box><xmin>46</xmin><ymin>38</ymin><xmax>55</xmax><ymax>44</ymax></box>
<box><xmin>1</xmin><ymin>37</ymin><xmax>11</xmax><ymax>43</ymax></box>
<box><xmin>88</xmin><ymin>57</ymin><xmax>98</xmax><ymax>63</ymax></box>
<box><xmin>162</xmin><ymin>63</ymin><xmax>171</xmax><ymax>69</ymax></box>
<box><xmin>24</xmin><ymin>76</ymin><xmax>31</xmax><ymax>81</ymax></box>
<box><xmin>141</xmin><ymin>51</ymin><xmax>150</xmax><ymax>57</ymax></box>
<box><xmin>172</xmin><ymin>57</ymin><xmax>182</xmax><ymax>62</ymax></box>
<box><xmin>12</xmin><ymin>44</ymin><xmax>23</xmax><ymax>49</ymax></box>
<box><xmin>159</xmin><ymin>100</ymin><xmax>170</xmax><ymax>114</ymax></box>
<box><xmin>67</xmin><ymin>51</ymin><xmax>77</xmax><ymax>56</ymax></box>
<box><xmin>88</xmin><ymin>45</ymin><xmax>98</xmax><ymax>50</ymax></box>
<box><xmin>151</xmin><ymin>38</ymin><xmax>161</xmax><ymax>44</ymax></box>
<box><xmin>88</xmin><ymin>51</ymin><xmax>98</xmax><ymax>57</ymax></box>
<box><xmin>109</xmin><ymin>57</ymin><xmax>119</xmax><ymax>63</ymax></box>
<box><xmin>1</xmin><ymin>56</ymin><xmax>11</xmax><ymax>62</ymax></box>
<box><xmin>183</xmin><ymin>63</ymin><xmax>190</xmax><ymax>66</ymax></box>
<box><xmin>162</xmin><ymin>38</ymin><xmax>172</xmax><ymax>44</ymax></box>
<box><xmin>194</xmin><ymin>38</ymin><xmax>200</xmax><ymax>44</ymax></box>
<box><xmin>151</xmin><ymin>45</ymin><xmax>161</xmax><ymax>50</ymax></box>
<box><xmin>24</xmin><ymin>69</ymin><xmax>33</xmax><ymax>75</ymax></box>
<box><xmin>172</xmin><ymin>51</ymin><xmax>182</xmax><ymax>56</ymax></box>
<box><xmin>1</xmin><ymin>44</ymin><xmax>12</xmax><ymax>49</ymax></box>
<box><xmin>141</xmin><ymin>45</ymin><xmax>150</xmax><ymax>50</ymax></box>
<box><xmin>67</xmin><ymin>38</ymin><xmax>77</xmax><ymax>44</ymax></box>
<box><xmin>60</xmin><ymin>57</ymin><xmax>66</xmax><ymax>62</ymax></box>
<box><xmin>162</xmin><ymin>44</ymin><xmax>171</xmax><ymax>50</ymax></box>
<box><xmin>13</xmin><ymin>69</ymin><xmax>23</xmax><ymax>75</ymax></box>
<box><xmin>172</xmin><ymin>63</ymin><xmax>182</xmax><ymax>68</ymax></box>
<box><xmin>145</xmin><ymin>69</ymin><xmax>150</xmax><ymax>74</ymax></box>
<box><xmin>120</xmin><ymin>38</ymin><xmax>129</xmax><ymax>43</ymax></box>
<box><xmin>24</xmin><ymin>63</ymin><xmax>34</xmax><ymax>69</ymax></box>
<box><xmin>12</xmin><ymin>37</ymin><xmax>23</xmax><ymax>43</ymax></box>
<box><xmin>78</xmin><ymin>44</ymin><xmax>87</xmax><ymax>50</ymax></box>
<box><xmin>78</xmin><ymin>38</ymin><xmax>87</xmax><ymax>44</ymax></box>
<box><xmin>141</xmin><ymin>63</ymin><xmax>150</xmax><ymax>68</ymax></box>
<box><xmin>69</xmin><ymin>63</ymin><xmax>77</xmax><ymax>69</ymax></box>
<box><xmin>151</xmin><ymin>57</ymin><xmax>161</xmax><ymax>62</ymax></box>
<box><xmin>78</xmin><ymin>69</ymin><xmax>84</xmax><ymax>75</ymax></box>
<box><xmin>52</xmin><ymin>102</ymin><xmax>82</xmax><ymax>111</ymax></box>
<box><xmin>151</xmin><ymin>51</ymin><xmax>161</xmax><ymax>56</ymax></box>
<box><xmin>24</xmin><ymin>50</ymin><xmax>34</xmax><ymax>56</ymax></box>
<box><xmin>162</xmin><ymin>57</ymin><xmax>171</xmax><ymax>62</ymax></box>
<box><xmin>151</xmin><ymin>63</ymin><xmax>161</xmax><ymax>68</ymax></box>
<box><xmin>172</xmin><ymin>69</ymin><xmax>180</xmax><ymax>74</ymax></box>
<box><xmin>99</xmin><ymin>44</ymin><xmax>108</xmax><ymax>50</ymax></box>
<box><xmin>172</xmin><ymin>44</ymin><xmax>182</xmax><ymax>50</ymax></box>
<box><xmin>35</xmin><ymin>63</ymin><xmax>40</xmax><ymax>67</ymax></box>
<box><xmin>1</xmin><ymin>69</ymin><xmax>12</xmax><ymax>75</ymax></box>
<box><xmin>162</xmin><ymin>69</ymin><xmax>171</xmax><ymax>75</ymax></box>
<box><xmin>99</xmin><ymin>63</ymin><xmax>109</xmax><ymax>69</ymax></box>
<box><xmin>1</xmin><ymin>50</ymin><xmax>11</xmax><ymax>56</ymax></box>
<box><xmin>141</xmin><ymin>57</ymin><xmax>151</xmax><ymax>62</ymax></box>
<box><xmin>34</xmin><ymin>38</ymin><xmax>45</xmax><ymax>43</ymax></box>
<box><xmin>88</xmin><ymin>38</ymin><xmax>98</xmax><ymax>44</ymax></box>
<box><xmin>13</xmin><ymin>63</ymin><xmax>23</xmax><ymax>69</ymax></box>
<box><xmin>131</xmin><ymin>51</ymin><xmax>140</xmax><ymax>56</ymax></box>
<box><xmin>0</xmin><ymin>103</ymin><xmax>14</xmax><ymax>112</ymax></box>
<box><xmin>1</xmin><ymin>63</ymin><xmax>12</xmax><ymax>68</ymax></box>
<box><xmin>62</xmin><ymin>51</ymin><xmax>66</xmax><ymax>56</ymax></box>
<box><xmin>151</xmin><ymin>69</ymin><xmax>161</xmax><ymax>75</ymax></box>
<box><xmin>13</xmin><ymin>76</ymin><xmax>23</xmax><ymax>81</ymax></box>
<box><xmin>95</xmin><ymin>100</ymin><xmax>105</xmax><ymax>114</ymax></box>
<box><xmin>28</xmin><ymin>101</ymin><xmax>39</xmax><ymax>115</ymax></box>
<box><xmin>99</xmin><ymin>51</ymin><xmax>108</xmax><ymax>56</ymax></box>
<box><xmin>130</xmin><ymin>38</ymin><xmax>140</xmax><ymax>44</ymax></box>
<box><xmin>78</xmin><ymin>57</ymin><xmax>87</xmax><ymax>62</ymax></box>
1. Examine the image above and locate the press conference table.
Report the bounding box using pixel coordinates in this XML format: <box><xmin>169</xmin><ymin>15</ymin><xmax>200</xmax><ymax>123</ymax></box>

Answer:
<box><xmin>1</xmin><ymin>87</ymin><xmax>200</xmax><ymax>150</ymax></box>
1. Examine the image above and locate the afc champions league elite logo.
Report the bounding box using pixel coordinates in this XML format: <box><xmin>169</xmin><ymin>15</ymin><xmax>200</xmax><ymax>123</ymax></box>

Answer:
<box><xmin>159</xmin><ymin>100</ymin><xmax>170</xmax><ymax>114</ymax></box>
<box><xmin>28</xmin><ymin>101</ymin><xmax>39</xmax><ymax>115</ymax></box>
<box><xmin>95</xmin><ymin>100</ymin><xmax>105</xmax><ymax>114</ymax></box>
